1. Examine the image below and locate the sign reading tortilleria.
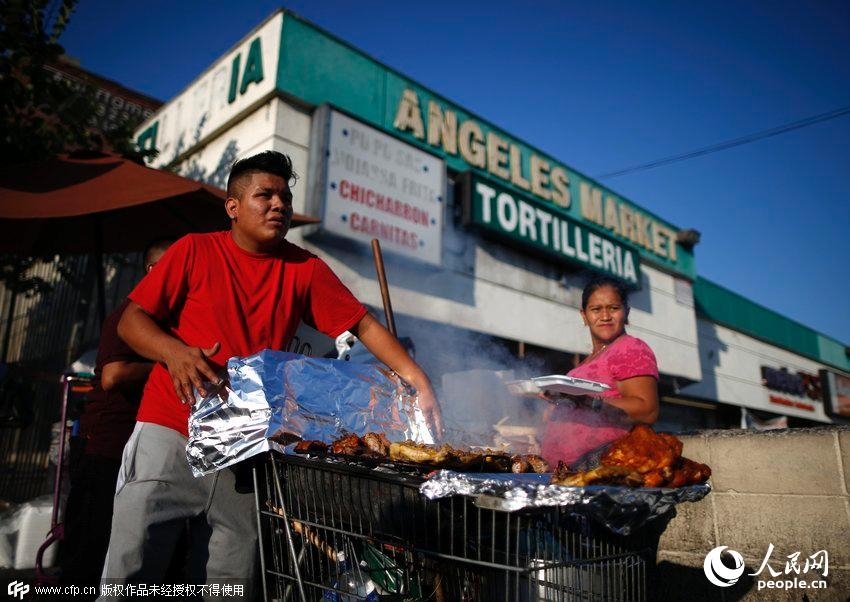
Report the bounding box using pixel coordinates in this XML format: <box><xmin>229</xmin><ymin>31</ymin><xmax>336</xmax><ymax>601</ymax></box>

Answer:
<box><xmin>462</xmin><ymin>172</ymin><xmax>641</xmax><ymax>286</ymax></box>
<box><xmin>323</xmin><ymin>110</ymin><xmax>444</xmax><ymax>266</ymax></box>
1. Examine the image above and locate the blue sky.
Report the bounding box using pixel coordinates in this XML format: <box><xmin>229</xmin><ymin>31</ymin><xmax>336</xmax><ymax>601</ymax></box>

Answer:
<box><xmin>60</xmin><ymin>0</ymin><xmax>850</xmax><ymax>344</ymax></box>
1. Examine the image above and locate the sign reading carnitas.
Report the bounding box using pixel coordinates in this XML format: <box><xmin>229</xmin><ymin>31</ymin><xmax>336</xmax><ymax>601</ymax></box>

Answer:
<box><xmin>322</xmin><ymin>110</ymin><xmax>445</xmax><ymax>266</ymax></box>
<box><xmin>461</xmin><ymin>172</ymin><xmax>641</xmax><ymax>286</ymax></box>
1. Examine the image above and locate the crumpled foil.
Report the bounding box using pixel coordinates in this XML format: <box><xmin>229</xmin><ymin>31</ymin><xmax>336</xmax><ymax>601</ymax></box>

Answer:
<box><xmin>186</xmin><ymin>349</ymin><xmax>431</xmax><ymax>476</ymax></box>
<box><xmin>420</xmin><ymin>471</ymin><xmax>710</xmax><ymax>536</ymax></box>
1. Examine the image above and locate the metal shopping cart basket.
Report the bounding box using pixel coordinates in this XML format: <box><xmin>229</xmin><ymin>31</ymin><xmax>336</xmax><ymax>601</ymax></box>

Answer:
<box><xmin>254</xmin><ymin>451</ymin><xmax>653</xmax><ymax>601</ymax></box>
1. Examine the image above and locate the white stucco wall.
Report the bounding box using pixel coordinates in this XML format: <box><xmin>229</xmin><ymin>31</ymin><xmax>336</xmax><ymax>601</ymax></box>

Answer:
<box><xmin>681</xmin><ymin>318</ymin><xmax>834</xmax><ymax>422</ymax></box>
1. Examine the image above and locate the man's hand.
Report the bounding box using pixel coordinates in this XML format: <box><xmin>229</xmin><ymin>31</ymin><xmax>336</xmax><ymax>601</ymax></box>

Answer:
<box><xmin>415</xmin><ymin>381</ymin><xmax>444</xmax><ymax>440</ymax></box>
<box><xmin>162</xmin><ymin>341</ymin><xmax>222</xmax><ymax>404</ymax></box>
<box><xmin>351</xmin><ymin>313</ymin><xmax>444</xmax><ymax>439</ymax></box>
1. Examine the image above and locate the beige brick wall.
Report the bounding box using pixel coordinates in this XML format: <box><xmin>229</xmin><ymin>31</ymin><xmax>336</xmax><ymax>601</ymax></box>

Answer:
<box><xmin>656</xmin><ymin>426</ymin><xmax>850</xmax><ymax>601</ymax></box>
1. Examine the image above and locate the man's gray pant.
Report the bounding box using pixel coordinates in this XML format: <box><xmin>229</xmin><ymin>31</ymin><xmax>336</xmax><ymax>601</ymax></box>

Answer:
<box><xmin>100</xmin><ymin>422</ymin><xmax>257</xmax><ymax>597</ymax></box>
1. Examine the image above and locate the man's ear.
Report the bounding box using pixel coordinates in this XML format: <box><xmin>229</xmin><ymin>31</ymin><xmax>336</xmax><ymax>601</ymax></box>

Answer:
<box><xmin>225</xmin><ymin>197</ymin><xmax>239</xmax><ymax>220</ymax></box>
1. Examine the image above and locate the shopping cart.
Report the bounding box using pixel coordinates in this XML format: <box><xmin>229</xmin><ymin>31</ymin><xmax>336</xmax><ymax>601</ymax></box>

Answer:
<box><xmin>255</xmin><ymin>451</ymin><xmax>652</xmax><ymax>601</ymax></box>
<box><xmin>34</xmin><ymin>373</ymin><xmax>93</xmax><ymax>584</ymax></box>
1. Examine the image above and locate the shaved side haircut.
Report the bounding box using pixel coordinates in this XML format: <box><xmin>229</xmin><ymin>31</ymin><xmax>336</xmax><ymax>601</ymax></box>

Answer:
<box><xmin>226</xmin><ymin>151</ymin><xmax>298</xmax><ymax>199</ymax></box>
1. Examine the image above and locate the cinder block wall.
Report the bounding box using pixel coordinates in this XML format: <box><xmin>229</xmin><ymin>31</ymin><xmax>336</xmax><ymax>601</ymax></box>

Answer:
<box><xmin>656</xmin><ymin>426</ymin><xmax>850</xmax><ymax>601</ymax></box>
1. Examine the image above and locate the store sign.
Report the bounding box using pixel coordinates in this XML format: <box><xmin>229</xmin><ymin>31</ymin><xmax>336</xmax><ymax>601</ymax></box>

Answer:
<box><xmin>461</xmin><ymin>172</ymin><xmax>641</xmax><ymax>286</ymax></box>
<box><xmin>759</xmin><ymin>366</ymin><xmax>826</xmax><ymax>414</ymax></box>
<box><xmin>760</xmin><ymin>366</ymin><xmax>823</xmax><ymax>400</ymax></box>
<box><xmin>393</xmin><ymin>89</ymin><xmax>680</xmax><ymax>265</ymax></box>
<box><xmin>321</xmin><ymin>110</ymin><xmax>445</xmax><ymax>266</ymax></box>
<box><xmin>133</xmin><ymin>13</ymin><xmax>283</xmax><ymax>167</ymax></box>
<box><xmin>821</xmin><ymin>370</ymin><xmax>850</xmax><ymax>418</ymax></box>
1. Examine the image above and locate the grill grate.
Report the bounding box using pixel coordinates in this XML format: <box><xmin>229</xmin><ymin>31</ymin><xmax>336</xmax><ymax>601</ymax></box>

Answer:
<box><xmin>255</xmin><ymin>452</ymin><xmax>651</xmax><ymax>601</ymax></box>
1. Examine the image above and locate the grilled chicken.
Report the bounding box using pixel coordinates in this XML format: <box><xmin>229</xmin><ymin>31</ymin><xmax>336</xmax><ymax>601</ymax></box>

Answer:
<box><xmin>293</xmin><ymin>440</ymin><xmax>328</xmax><ymax>454</ymax></box>
<box><xmin>550</xmin><ymin>465</ymin><xmax>643</xmax><ymax>487</ymax></box>
<box><xmin>362</xmin><ymin>432</ymin><xmax>391</xmax><ymax>456</ymax></box>
<box><xmin>511</xmin><ymin>454</ymin><xmax>550</xmax><ymax>474</ymax></box>
<box><xmin>330</xmin><ymin>433</ymin><xmax>363</xmax><ymax>455</ymax></box>
<box><xmin>601</xmin><ymin>424</ymin><xmax>682</xmax><ymax>474</ymax></box>
<box><xmin>663</xmin><ymin>457</ymin><xmax>712</xmax><ymax>488</ymax></box>
<box><xmin>550</xmin><ymin>425</ymin><xmax>711</xmax><ymax>488</ymax></box>
<box><xmin>389</xmin><ymin>440</ymin><xmax>451</xmax><ymax>465</ymax></box>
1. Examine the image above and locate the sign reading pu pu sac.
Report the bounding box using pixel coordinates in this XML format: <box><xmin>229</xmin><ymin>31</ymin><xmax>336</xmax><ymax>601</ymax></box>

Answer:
<box><xmin>463</xmin><ymin>172</ymin><xmax>641</xmax><ymax>286</ymax></box>
<box><xmin>393</xmin><ymin>89</ymin><xmax>680</xmax><ymax>265</ymax></box>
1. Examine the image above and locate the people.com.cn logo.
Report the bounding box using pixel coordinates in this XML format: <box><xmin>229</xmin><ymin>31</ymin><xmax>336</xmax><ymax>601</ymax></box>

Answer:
<box><xmin>7</xmin><ymin>580</ymin><xmax>30</xmax><ymax>600</ymax></box>
<box><xmin>704</xmin><ymin>546</ymin><xmax>746</xmax><ymax>587</ymax></box>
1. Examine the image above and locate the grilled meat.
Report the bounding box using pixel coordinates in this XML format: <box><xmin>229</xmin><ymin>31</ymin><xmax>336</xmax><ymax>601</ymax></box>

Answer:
<box><xmin>550</xmin><ymin>465</ymin><xmax>643</xmax><ymax>487</ymax></box>
<box><xmin>479</xmin><ymin>449</ymin><xmax>513</xmax><ymax>473</ymax></box>
<box><xmin>511</xmin><ymin>456</ymin><xmax>531</xmax><ymax>474</ymax></box>
<box><xmin>389</xmin><ymin>441</ymin><xmax>451</xmax><ymax>465</ymax></box>
<box><xmin>318</xmin><ymin>433</ymin><xmax>554</xmax><ymax>475</ymax></box>
<box><xmin>601</xmin><ymin>424</ymin><xmax>683</xmax><ymax>474</ymax></box>
<box><xmin>663</xmin><ymin>457</ymin><xmax>712</xmax><ymax>488</ymax></box>
<box><xmin>293</xmin><ymin>440</ymin><xmax>328</xmax><ymax>454</ymax></box>
<box><xmin>550</xmin><ymin>425</ymin><xmax>711</xmax><ymax>488</ymax></box>
<box><xmin>511</xmin><ymin>454</ymin><xmax>550</xmax><ymax>474</ymax></box>
<box><xmin>362</xmin><ymin>432</ymin><xmax>391</xmax><ymax>456</ymax></box>
<box><xmin>331</xmin><ymin>433</ymin><xmax>363</xmax><ymax>456</ymax></box>
<box><xmin>445</xmin><ymin>448</ymin><xmax>482</xmax><ymax>471</ymax></box>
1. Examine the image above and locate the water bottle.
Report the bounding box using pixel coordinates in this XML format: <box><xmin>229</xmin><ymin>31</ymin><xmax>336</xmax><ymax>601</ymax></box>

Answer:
<box><xmin>322</xmin><ymin>552</ymin><xmax>378</xmax><ymax>602</ymax></box>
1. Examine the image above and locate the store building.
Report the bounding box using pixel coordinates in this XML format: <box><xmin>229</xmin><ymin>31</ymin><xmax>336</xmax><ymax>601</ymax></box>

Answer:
<box><xmin>133</xmin><ymin>9</ymin><xmax>849</xmax><ymax>434</ymax></box>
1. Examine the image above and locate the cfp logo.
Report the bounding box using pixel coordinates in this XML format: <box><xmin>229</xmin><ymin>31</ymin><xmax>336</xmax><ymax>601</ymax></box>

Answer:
<box><xmin>8</xmin><ymin>580</ymin><xmax>30</xmax><ymax>600</ymax></box>
<box><xmin>704</xmin><ymin>546</ymin><xmax>746</xmax><ymax>587</ymax></box>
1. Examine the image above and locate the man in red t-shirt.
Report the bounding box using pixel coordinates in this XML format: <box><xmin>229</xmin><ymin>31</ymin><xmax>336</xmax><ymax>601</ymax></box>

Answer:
<box><xmin>101</xmin><ymin>151</ymin><xmax>441</xmax><ymax>591</ymax></box>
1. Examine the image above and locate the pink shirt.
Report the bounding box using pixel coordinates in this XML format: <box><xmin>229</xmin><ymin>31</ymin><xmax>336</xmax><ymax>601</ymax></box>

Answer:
<box><xmin>541</xmin><ymin>334</ymin><xmax>658</xmax><ymax>466</ymax></box>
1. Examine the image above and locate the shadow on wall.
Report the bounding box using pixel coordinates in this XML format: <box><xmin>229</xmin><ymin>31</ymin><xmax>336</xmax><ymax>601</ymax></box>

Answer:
<box><xmin>680</xmin><ymin>319</ymin><xmax>728</xmax><ymax>402</ymax></box>
<box><xmin>181</xmin><ymin>139</ymin><xmax>240</xmax><ymax>191</ymax></box>
<box><xmin>656</xmin><ymin>560</ymin><xmax>756</xmax><ymax>601</ymax></box>
<box><xmin>628</xmin><ymin>270</ymin><xmax>653</xmax><ymax>315</ymax></box>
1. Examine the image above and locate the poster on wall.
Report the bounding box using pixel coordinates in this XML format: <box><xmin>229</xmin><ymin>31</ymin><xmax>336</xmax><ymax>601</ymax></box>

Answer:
<box><xmin>318</xmin><ymin>109</ymin><xmax>445</xmax><ymax>266</ymax></box>
<box><xmin>821</xmin><ymin>370</ymin><xmax>850</xmax><ymax>418</ymax></box>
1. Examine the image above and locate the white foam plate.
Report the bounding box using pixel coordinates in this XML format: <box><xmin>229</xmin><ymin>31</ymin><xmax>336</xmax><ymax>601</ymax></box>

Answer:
<box><xmin>531</xmin><ymin>375</ymin><xmax>610</xmax><ymax>396</ymax></box>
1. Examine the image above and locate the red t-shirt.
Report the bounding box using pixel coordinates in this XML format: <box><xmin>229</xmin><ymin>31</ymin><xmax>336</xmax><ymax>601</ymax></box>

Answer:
<box><xmin>129</xmin><ymin>231</ymin><xmax>367</xmax><ymax>436</ymax></box>
<box><xmin>541</xmin><ymin>334</ymin><xmax>659</xmax><ymax>466</ymax></box>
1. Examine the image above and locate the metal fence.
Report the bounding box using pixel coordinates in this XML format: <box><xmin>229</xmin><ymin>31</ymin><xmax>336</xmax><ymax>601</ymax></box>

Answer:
<box><xmin>0</xmin><ymin>253</ymin><xmax>143</xmax><ymax>502</ymax></box>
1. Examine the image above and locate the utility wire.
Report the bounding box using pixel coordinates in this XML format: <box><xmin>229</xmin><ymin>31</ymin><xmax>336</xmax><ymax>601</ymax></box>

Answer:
<box><xmin>596</xmin><ymin>104</ymin><xmax>850</xmax><ymax>179</ymax></box>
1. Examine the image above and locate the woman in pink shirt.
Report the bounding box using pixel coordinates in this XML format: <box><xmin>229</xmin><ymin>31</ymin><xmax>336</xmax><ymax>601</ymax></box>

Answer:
<box><xmin>541</xmin><ymin>277</ymin><xmax>660</xmax><ymax>466</ymax></box>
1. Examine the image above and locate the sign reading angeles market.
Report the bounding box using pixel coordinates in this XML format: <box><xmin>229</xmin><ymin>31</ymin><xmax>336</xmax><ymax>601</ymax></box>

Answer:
<box><xmin>393</xmin><ymin>89</ymin><xmax>679</xmax><ymax>270</ymax></box>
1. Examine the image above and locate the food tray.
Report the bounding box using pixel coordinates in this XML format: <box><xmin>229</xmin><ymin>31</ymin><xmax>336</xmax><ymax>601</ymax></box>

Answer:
<box><xmin>506</xmin><ymin>375</ymin><xmax>610</xmax><ymax>397</ymax></box>
<box><xmin>532</xmin><ymin>375</ymin><xmax>610</xmax><ymax>396</ymax></box>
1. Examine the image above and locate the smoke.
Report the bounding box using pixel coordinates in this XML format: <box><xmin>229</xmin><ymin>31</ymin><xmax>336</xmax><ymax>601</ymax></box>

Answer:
<box><xmin>392</xmin><ymin>313</ymin><xmax>556</xmax><ymax>451</ymax></box>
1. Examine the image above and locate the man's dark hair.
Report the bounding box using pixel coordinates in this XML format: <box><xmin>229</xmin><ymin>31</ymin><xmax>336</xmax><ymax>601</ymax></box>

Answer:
<box><xmin>143</xmin><ymin>238</ymin><xmax>174</xmax><ymax>267</ymax></box>
<box><xmin>581</xmin><ymin>275</ymin><xmax>630</xmax><ymax>310</ymax></box>
<box><xmin>226</xmin><ymin>151</ymin><xmax>298</xmax><ymax>198</ymax></box>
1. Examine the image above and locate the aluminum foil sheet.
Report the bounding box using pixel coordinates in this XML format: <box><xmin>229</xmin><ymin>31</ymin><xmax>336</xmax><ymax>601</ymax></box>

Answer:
<box><xmin>420</xmin><ymin>471</ymin><xmax>710</xmax><ymax>536</ymax></box>
<box><xmin>187</xmin><ymin>350</ymin><xmax>431</xmax><ymax>476</ymax></box>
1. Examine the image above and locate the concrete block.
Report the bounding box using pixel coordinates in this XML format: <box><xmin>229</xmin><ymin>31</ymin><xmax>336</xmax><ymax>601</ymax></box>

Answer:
<box><xmin>709</xmin><ymin>431</ymin><xmax>843</xmax><ymax>495</ymax></box>
<box><xmin>658</xmin><ymin>496</ymin><xmax>715</xmax><ymax>553</ymax></box>
<box><xmin>680</xmin><ymin>434</ymin><xmax>711</xmax><ymax>465</ymax></box>
<box><xmin>838</xmin><ymin>431</ymin><xmax>850</xmax><ymax>494</ymax></box>
<box><xmin>713</xmin><ymin>493</ymin><xmax>850</xmax><ymax>566</ymax></box>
